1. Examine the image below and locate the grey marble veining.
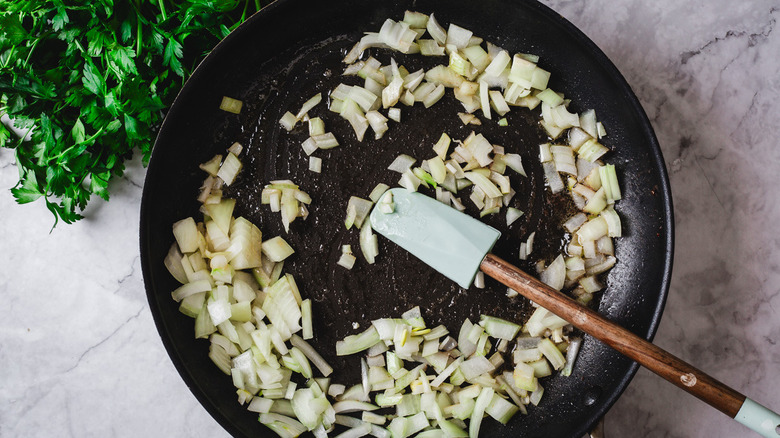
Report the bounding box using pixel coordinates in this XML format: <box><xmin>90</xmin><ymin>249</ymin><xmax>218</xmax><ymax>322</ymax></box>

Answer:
<box><xmin>1</xmin><ymin>1</ymin><xmax>779</xmax><ymax>437</ymax></box>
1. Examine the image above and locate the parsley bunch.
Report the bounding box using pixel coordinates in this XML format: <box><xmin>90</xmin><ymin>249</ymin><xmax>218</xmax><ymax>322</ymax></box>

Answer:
<box><xmin>0</xmin><ymin>0</ymin><xmax>267</xmax><ymax>225</ymax></box>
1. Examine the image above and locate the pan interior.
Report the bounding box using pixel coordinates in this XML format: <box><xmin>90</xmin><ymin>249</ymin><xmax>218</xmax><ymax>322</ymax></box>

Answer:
<box><xmin>140</xmin><ymin>1</ymin><xmax>673</xmax><ymax>437</ymax></box>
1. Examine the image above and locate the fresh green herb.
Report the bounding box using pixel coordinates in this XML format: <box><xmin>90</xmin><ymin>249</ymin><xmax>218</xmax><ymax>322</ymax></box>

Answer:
<box><xmin>0</xmin><ymin>0</ymin><xmax>267</xmax><ymax>226</ymax></box>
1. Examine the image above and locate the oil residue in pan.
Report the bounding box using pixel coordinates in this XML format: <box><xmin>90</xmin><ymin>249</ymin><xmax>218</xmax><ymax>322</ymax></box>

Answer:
<box><xmin>222</xmin><ymin>36</ymin><xmax>579</xmax><ymax>384</ymax></box>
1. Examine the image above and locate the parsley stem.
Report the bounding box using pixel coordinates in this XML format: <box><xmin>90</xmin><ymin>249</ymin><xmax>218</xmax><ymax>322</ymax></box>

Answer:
<box><xmin>241</xmin><ymin>0</ymin><xmax>249</xmax><ymax>22</ymax></box>
<box><xmin>137</xmin><ymin>16</ymin><xmax>143</xmax><ymax>58</ymax></box>
<box><xmin>158</xmin><ymin>0</ymin><xmax>168</xmax><ymax>21</ymax></box>
<box><xmin>24</xmin><ymin>34</ymin><xmax>48</xmax><ymax>66</ymax></box>
<box><xmin>2</xmin><ymin>45</ymin><xmax>16</xmax><ymax>69</ymax></box>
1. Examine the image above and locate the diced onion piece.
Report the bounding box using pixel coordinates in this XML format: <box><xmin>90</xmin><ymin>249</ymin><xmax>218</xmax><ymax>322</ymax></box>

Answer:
<box><xmin>578</xmin><ymin>139</ymin><xmax>609</xmax><ymax>162</ymax></box>
<box><xmin>359</xmin><ymin>221</ymin><xmax>379</xmax><ymax>264</ymax></box>
<box><xmin>539</xmin><ymin>255</ymin><xmax>565</xmax><ymax>291</ymax></box>
<box><xmin>369</xmin><ymin>183</ymin><xmax>390</xmax><ymax>203</ymax></box>
<box><xmin>601</xmin><ymin>207</ymin><xmax>622</xmax><ymax>237</ymax></box>
<box><xmin>312</xmin><ymin>132</ymin><xmax>339</xmax><ymax>150</ymax></box>
<box><xmin>171</xmin><ymin>279</ymin><xmax>212</xmax><ymax>302</ymax></box>
<box><xmin>446</xmin><ymin>23</ymin><xmax>473</xmax><ymax>48</ymax></box>
<box><xmin>560</xmin><ymin>338</ymin><xmax>582</xmax><ymax>377</ymax></box>
<box><xmin>485</xmin><ymin>394</ymin><xmax>519</xmax><ymax>425</ymax></box>
<box><xmin>301</xmin><ymin>300</ymin><xmax>313</xmax><ymax>340</ymax></box>
<box><xmin>586</xmin><ymin>256</ymin><xmax>617</xmax><ymax>276</ymax></box>
<box><xmin>579</xmin><ymin>275</ymin><xmax>603</xmax><ymax>293</ymax></box>
<box><xmin>172</xmin><ymin>217</ymin><xmax>199</xmax><ymax>253</ymax></box>
<box><xmin>449</xmin><ymin>50</ymin><xmax>471</xmax><ymax>76</ymax></box>
<box><xmin>220</xmin><ymin>96</ymin><xmax>243</xmax><ymax>114</ymax></box>
<box><xmin>427</xmin><ymin>156</ymin><xmax>447</xmax><ymax>184</ymax></box>
<box><xmin>469</xmin><ymin>387</ymin><xmax>494</xmax><ymax>438</ymax></box>
<box><xmin>542</xmin><ymin>161</ymin><xmax>564</xmax><ymax>194</ymax></box>
<box><xmin>536</xmin><ymin>88</ymin><xmax>563</xmax><ymax>107</ymax></box>
<box><xmin>599</xmin><ymin>164</ymin><xmax>621</xmax><ymax>201</ymax></box>
<box><xmin>259</xmin><ymin>413</ymin><xmax>307</xmax><ymax>437</ymax></box>
<box><xmin>336</xmin><ymin>326</ymin><xmax>381</xmax><ymax>356</ymax></box>
<box><xmin>480</xmin><ymin>315</ymin><xmax>521</xmax><ymax>340</ymax></box>
<box><xmin>337</xmin><ymin>252</ymin><xmax>356</xmax><ymax>270</ymax></box>
<box><xmin>291</xmin><ymin>335</ymin><xmax>333</xmax><ymax>377</ymax></box>
<box><xmin>578</xmin><ymin>216</ymin><xmax>609</xmax><ymax>242</ymax></box>
<box><xmin>308</xmin><ymin>117</ymin><xmax>326</xmax><ymax>136</ymax></box>
<box><xmin>551</xmin><ymin>105</ymin><xmax>580</xmax><ymax>129</ymax></box>
<box><xmin>502</xmin><ymin>153</ymin><xmax>526</xmax><ymax>177</ymax></box>
<box><xmin>419</xmin><ymin>39</ymin><xmax>445</xmax><ymax>56</ymax></box>
<box><xmin>563</xmin><ymin>213</ymin><xmax>588</xmax><ymax>232</ymax></box>
<box><xmin>263</xmin><ymin>236</ymin><xmax>295</xmax><ymax>262</ymax></box>
<box><xmin>426</xmin><ymin>13</ymin><xmax>448</xmax><ymax>45</ymax></box>
<box><xmin>597</xmin><ymin>122</ymin><xmax>607</xmax><ymax>138</ymax></box>
<box><xmin>423</xmin><ymin>84</ymin><xmax>446</xmax><ymax>108</ymax></box>
<box><xmin>279</xmin><ymin>111</ymin><xmax>298</xmax><ymax>131</ymax></box>
<box><xmin>529</xmin><ymin>384</ymin><xmax>545</xmax><ymax>406</ymax></box>
<box><xmin>473</xmin><ymin>271</ymin><xmax>485</xmax><ymax>288</ymax></box>
<box><xmin>478</xmin><ymin>80</ymin><xmax>491</xmax><ymax>120</ymax></box>
<box><xmin>518</xmin><ymin>242</ymin><xmax>528</xmax><ymax>261</ymax></box>
<box><xmin>387</xmin><ymin>108</ymin><xmax>401</xmax><ymax>122</ymax></box>
<box><xmin>399</xmin><ymin>169</ymin><xmax>422</xmax><ymax>192</ymax></box>
<box><xmin>295</xmin><ymin>93</ymin><xmax>323</xmax><ymax>120</ymax></box>
<box><xmin>388</xmin><ymin>154</ymin><xmax>417</xmax><ymax>173</ymax></box>
<box><xmin>346</xmin><ymin>196</ymin><xmax>374</xmax><ymax>229</ymax></box>
<box><xmin>538</xmin><ymin>338</ymin><xmax>566</xmax><ymax>370</ymax></box>
<box><xmin>460</xmin><ymin>355</ymin><xmax>495</xmax><ymax>381</ymax></box>
<box><xmin>382</xmin><ymin>76</ymin><xmax>404</xmax><ymax>108</ymax></box>
<box><xmin>217</xmin><ymin>153</ymin><xmax>242</xmax><ymax>186</ymax></box>
<box><xmin>489</xmin><ymin>90</ymin><xmax>510</xmax><ymax>116</ymax></box>
<box><xmin>464</xmin><ymin>172</ymin><xmax>502</xmax><ymax>198</ymax></box>
<box><xmin>580</xmin><ymin>109</ymin><xmax>598</xmax><ymax>138</ymax></box>
<box><xmin>484</xmin><ymin>50</ymin><xmax>510</xmax><ymax>77</ymax></box>
<box><xmin>366</xmin><ymin>110</ymin><xmax>389</xmax><ymax>139</ymax></box>
<box><xmin>199</xmin><ymin>155</ymin><xmax>222</xmax><ymax>176</ymax></box>
<box><xmin>309</xmin><ymin>156</ymin><xmax>322</xmax><ymax>173</ymax></box>
<box><xmin>301</xmin><ymin>137</ymin><xmax>318</xmax><ymax>156</ymax></box>
<box><xmin>432</xmin><ymin>133</ymin><xmax>451</xmax><ymax>160</ymax></box>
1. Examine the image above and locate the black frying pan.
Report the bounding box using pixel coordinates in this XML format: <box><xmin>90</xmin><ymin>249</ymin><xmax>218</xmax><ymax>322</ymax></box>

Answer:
<box><xmin>140</xmin><ymin>0</ymin><xmax>674</xmax><ymax>437</ymax></box>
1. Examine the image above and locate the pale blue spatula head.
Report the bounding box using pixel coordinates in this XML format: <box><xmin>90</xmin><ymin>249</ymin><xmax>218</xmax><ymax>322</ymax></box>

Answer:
<box><xmin>369</xmin><ymin>188</ymin><xmax>501</xmax><ymax>289</ymax></box>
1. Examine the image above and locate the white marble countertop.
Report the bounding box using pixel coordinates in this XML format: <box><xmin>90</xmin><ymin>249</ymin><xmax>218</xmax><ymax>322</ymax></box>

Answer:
<box><xmin>2</xmin><ymin>1</ymin><xmax>779</xmax><ymax>437</ymax></box>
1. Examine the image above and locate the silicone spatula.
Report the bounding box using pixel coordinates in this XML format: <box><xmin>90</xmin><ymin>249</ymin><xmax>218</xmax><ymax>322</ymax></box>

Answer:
<box><xmin>369</xmin><ymin>188</ymin><xmax>780</xmax><ymax>438</ymax></box>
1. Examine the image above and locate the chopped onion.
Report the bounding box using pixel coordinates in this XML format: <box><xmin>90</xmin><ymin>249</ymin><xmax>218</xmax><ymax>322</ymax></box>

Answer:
<box><xmin>538</xmin><ymin>338</ymin><xmax>566</xmax><ymax>370</ymax></box>
<box><xmin>480</xmin><ymin>315</ymin><xmax>521</xmax><ymax>340</ymax></box>
<box><xmin>578</xmin><ymin>139</ymin><xmax>609</xmax><ymax>162</ymax></box>
<box><xmin>220</xmin><ymin>96</ymin><xmax>243</xmax><ymax>114</ymax></box>
<box><xmin>217</xmin><ymin>153</ymin><xmax>242</xmax><ymax>186</ymax></box>
<box><xmin>387</xmin><ymin>154</ymin><xmax>417</xmax><ymax>173</ymax></box>
<box><xmin>343</xmin><ymin>199</ymin><xmax>370</xmax><ymax>230</ymax></box>
<box><xmin>560</xmin><ymin>338</ymin><xmax>582</xmax><ymax>377</ymax></box>
<box><xmin>279</xmin><ymin>111</ymin><xmax>297</xmax><ymax>131</ymax></box>
<box><xmin>539</xmin><ymin>255</ymin><xmax>565</xmax><ymax>291</ymax></box>
<box><xmin>295</xmin><ymin>93</ymin><xmax>323</xmax><ymax>120</ymax></box>
<box><xmin>359</xmin><ymin>221</ymin><xmax>379</xmax><ymax>264</ymax></box>
<box><xmin>469</xmin><ymin>387</ymin><xmax>495</xmax><ymax>438</ymax></box>
<box><xmin>446</xmin><ymin>23</ymin><xmax>473</xmax><ymax>49</ymax></box>
<box><xmin>387</xmin><ymin>108</ymin><xmax>401</xmax><ymax>122</ymax></box>
<box><xmin>598</xmin><ymin>164</ymin><xmax>621</xmax><ymax>201</ymax></box>
<box><xmin>426</xmin><ymin>13</ymin><xmax>448</xmax><ymax>45</ymax></box>
<box><xmin>336</xmin><ymin>326</ymin><xmax>381</xmax><ymax>356</ymax></box>
<box><xmin>262</xmin><ymin>236</ymin><xmax>295</xmax><ymax>262</ymax></box>
<box><xmin>600</xmin><ymin>207</ymin><xmax>622</xmax><ymax>237</ymax></box>
<box><xmin>337</xmin><ymin>252</ymin><xmax>356</xmax><ymax>270</ymax></box>
<box><xmin>309</xmin><ymin>156</ymin><xmax>322</xmax><ymax>173</ymax></box>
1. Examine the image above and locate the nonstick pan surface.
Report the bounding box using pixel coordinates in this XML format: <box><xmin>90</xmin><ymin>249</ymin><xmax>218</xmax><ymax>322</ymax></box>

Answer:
<box><xmin>140</xmin><ymin>0</ymin><xmax>674</xmax><ymax>437</ymax></box>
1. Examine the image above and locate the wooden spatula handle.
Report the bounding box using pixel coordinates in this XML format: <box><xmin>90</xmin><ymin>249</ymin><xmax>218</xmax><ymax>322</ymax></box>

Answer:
<box><xmin>480</xmin><ymin>253</ymin><xmax>746</xmax><ymax>416</ymax></box>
